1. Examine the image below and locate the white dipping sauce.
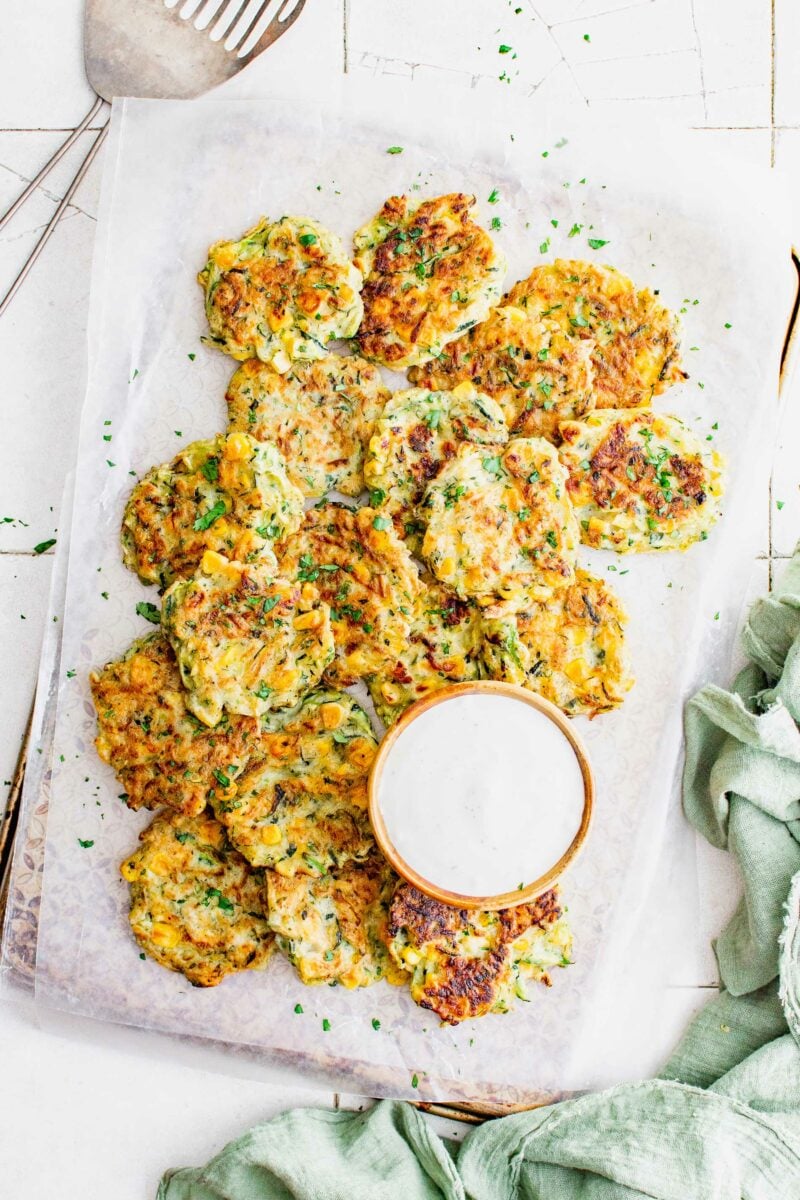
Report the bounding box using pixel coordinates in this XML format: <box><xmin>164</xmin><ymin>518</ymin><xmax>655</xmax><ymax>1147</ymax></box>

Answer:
<box><xmin>377</xmin><ymin>693</ymin><xmax>586</xmax><ymax>897</ymax></box>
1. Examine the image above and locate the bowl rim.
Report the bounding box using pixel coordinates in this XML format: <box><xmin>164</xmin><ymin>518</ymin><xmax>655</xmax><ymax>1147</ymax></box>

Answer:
<box><xmin>367</xmin><ymin>680</ymin><xmax>594</xmax><ymax>911</ymax></box>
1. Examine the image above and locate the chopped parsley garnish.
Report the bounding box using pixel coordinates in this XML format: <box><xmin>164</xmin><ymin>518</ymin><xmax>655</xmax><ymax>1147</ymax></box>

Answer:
<box><xmin>498</xmin><ymin>44</ymin><xmax>512</xmax><ymax>54</ymax></box>
<box><xmin>490</xmin><ymin>216</ymin><xmax>502</xmax><ymax>230</ymax></box>
<box><xmin>294</xmin><ymin>1003</ymin><xmax>304</xmax><ymax>1014</ymax></box>
<box><xmin>568</xmin><ymin>223</ymin><xmax>583</xmax><ymax>238</ymax></box>
<box><xmin>77</xmin><ymin>838</ymin><xmax>94</xmax><ymax>849</ymax></box>
<box><xmin>33</xmin><ymin>538</ymin><xmax>56</xmax><ymax>554</ymax></box>
<box><xmin>587</xmin><ymin>238</ymin><xmax>608</xmax><ymax>249</ymax></box>
<box><xmin>372</xmin><ymin>1018</ymin><xmax>381</xmax><ymax>1031</ymax></box>
<box><xmin>299</xmin><ymin>233</ymin><xmax>318</xmax><ymax>247</ymax></box>
<box><xmin>322</xmin><ymin>1018</ymin><xmax>331</xmax><ymax>1032</ymax></box>
<box><xmin>539</xmin><ymin>238</ymin><xmax>550</xmax><ymax>254</ymax></box>
<box><xmin>411</xmin><ymin>1073</ymin><xmax>419</xmax><ymax>1089</ymax></box>
<box><xmin>254</xmin><ymin>682</ymin><xmax>273</xmax><ymax>700</ymax></box>
<box><xmin>200</xmin><ymin>457</ymin><xmax>219</xmax><ymax>483</ymax></box>
<box><xmin>188</xmin><ymin>352</ymin><xmax>196</xmax><ymax>361</ymax></box>
<box><xmin>487</xmin><ymin>188</ymin><xmax>500</xmax><ymax>204</ymax></box>
<box><xmin>386</xmin><ymin>145</ymin><xmax>404</xmax><ymax>155</ymax></box>
<box><xmin>213</xmin><ymin>768</ymin><xmax>231</xmax><ymax>789</ymax></box>
<box><xmin>203</xmin><ymin>888</ymin><xmax>234</xmax><ymax>912</ymax></box>
<box><xmin>135</xmin><ymin>601</ymin><xmax>161</xmax><ymax>624</ymax></box>
<box><xmin>545</xmin><ymin>530</ymin><xmax>558</xmax><ymax>549</ymax></box>
<box><xmin>193</xmin><ymin>500</ymin><xmax>226</xmax><ymax>531</ymax></box>
<box><xmin>369</xmin><ymin>487</ymin><xmax>386</xmax><ymax>508</ymax></box>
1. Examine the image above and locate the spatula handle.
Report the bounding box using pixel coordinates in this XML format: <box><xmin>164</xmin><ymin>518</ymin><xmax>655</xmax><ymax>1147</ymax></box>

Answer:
<box><xmin>0</xmin><ymin>96</ymin><xmax>105</xmax><ymax>234</ymax></box>
<box><xmin>0</xmin><ymin>119</ymin><xmax>108</xmax><ymax>318</ymax></box>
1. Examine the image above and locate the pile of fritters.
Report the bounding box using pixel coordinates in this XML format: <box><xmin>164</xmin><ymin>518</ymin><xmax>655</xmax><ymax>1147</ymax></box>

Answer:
<box><xmin>92</xmin><ymin>193</ymin><xmax>724</xmax><ymax>1023</ymax></box>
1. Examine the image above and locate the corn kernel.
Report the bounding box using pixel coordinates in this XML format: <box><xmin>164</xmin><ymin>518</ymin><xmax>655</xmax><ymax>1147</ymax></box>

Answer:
<box><xmin>120</xmin><ymin>859</ymin><xmax>139</xmax><ymax>883</ymax></box>
<box><xmin>300</xmin><ymin>582</ymin><xmax>319</xmax><ymax>605</ymax></box>
<box><xmin>352</xmin><ymin>562</ymin><xmax>371</xmax><ymax>584</ymax></box>
<box><xmin>440</xmin><ymin>557</ymin><xmax>455</xmax><ymax>577</ymax></box>
<box><xmin>150</xmin><ymin>922</ymin><xmax>181</xmax><ymax>949</ymax></box>
<box><xmin>201</xmin><ymin>549</ymin><xmax>233</xmax><ymax>576</ymax></box>
<box><xmin>223</xmin><ymin>432</ymin><xmax>252</xmax><ymax>462</ymax></box>
<box><xmin>320</xmin><ymin>702</ymin><xmax>344</xmax><ymax>730</ymax></box>
<box><xmin>261</xmin><ymin>825</ymin><xmax>282</xmax><ymax>846</ymax></box>
<box><xmin>293</xmin><ymin>609</ymin><xmax>323</xmax><ymax>631</ymax></box>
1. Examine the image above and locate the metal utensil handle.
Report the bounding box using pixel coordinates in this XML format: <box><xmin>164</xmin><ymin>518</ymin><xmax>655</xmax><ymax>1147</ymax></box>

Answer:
<box><xmin>0</xmin><ymin>96</ymin><xmax>106</xmax><ymax>234</ymax></box>
<box><xmin>0</xmin><ymin>120</ymin><xmax>109</xmax><ymax>319</ymax></box>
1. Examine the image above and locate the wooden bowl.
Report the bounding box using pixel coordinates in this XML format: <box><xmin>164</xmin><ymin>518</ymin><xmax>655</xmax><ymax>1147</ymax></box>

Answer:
<box><xmin>368</xmin><ymin>680</ymin><xmax>594</xmax><ymax>911</ymax></box>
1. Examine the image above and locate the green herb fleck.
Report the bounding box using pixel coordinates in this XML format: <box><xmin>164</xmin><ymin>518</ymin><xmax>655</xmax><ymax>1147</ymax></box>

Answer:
<box><xmin>193</xmin><ymin>500</ymin><xmax>226</xmax><ymax>531</ymax></box>
<box><xmin>372</xmin><ymin>515</ymin><xmax>391</xmax><ymax>531</ymax></box>
<box><xmin>135</xmin><ymin>601</ymin><xmax>160</xmax><ymax>625</ymax></box>
<box><xmin>78</xmin><ymin>838</ymin><xmax>94</xmax><ymax>849</ymax></box>
<box><xmin>386</xmin><ymin>146</ymin><xmax>404</xmax><ymax>155</ymax></box>
<box><xmin>33</xmin><ymin>538</ymin><xmax>56</xmax><ymax>555</ymax></box>
<box><xmin>487</xmin><ymin>189</ymin><xmax>500</xmax><ymax>204</ymax></box>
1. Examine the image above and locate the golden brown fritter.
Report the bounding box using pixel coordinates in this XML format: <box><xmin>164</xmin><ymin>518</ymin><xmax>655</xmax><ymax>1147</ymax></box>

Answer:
<box><xmin>409</xmin><ymin>309</ymin><xmax>595</xmax><ymax>441</ymax></box>
<box><xmin>266</xmin><ymin>856</ymin><xmax>404</xmax><ymax>988</ymax></box>
<box><xmin>420</xmin><ymin>437</ymin><xmax>579</xmax><ymax>602</ymax></box>
<box><xmin>225</xmin><ymin>354</ymin><xmax>389</xmax><ymax>498</ymax></box>
<box><xmin>121</xmin><ymin>810</ymin><xmax>274</xmax><ymax>987</ymax></box>
<box><xmin>277</xmin><ymin>503</ymin><xmax>422</xmax><ymax>686</ymax></box>
<box><xmin>506</xmin><ymin>259</ymin><xmax>686</xmax><ymax>408</ymax></box>
<box><xmin>479</xmin><ymin>569</ymin><xmax>634</xmax><ymax>717</ymax></box>
<box><xmin>368</xmin><ymin>582</ymin><xmax>481</xmax><ymax>726</ymax></box>
<box><xmin>121</xmin><ymin>433</ymin><xmax>302</xmax><ymax>589</ymax></box>
<box><xmin>91</xmin><ymin>633</ymin><xmax>259</xmax><ymax>816</ymax></box>
<box><xmin>363</xmin><ymin>383</ymin><xmax>508</xmax><ymax>540</ymax></box>
<box><xmin>387</xmin><ymin>884</ymin><xmax>572</xmax><ymax>1024</ymax></box>
<box><xmin>210</xmin><ymin>690</ymin><xmax>378</xmax><ymax>873</ymax></box>
<box><xmin>198</xmin><ymin>215</ymin><xmax>363</xmax><ymax>369</ymax></box>
<box><xmin>162</xmin><ymin>552</ymin><xmax>334</xmax><ymax>726</ymax></box>
<box><xmin>558</xmin><ymin>409</ymin><xmax>724</xmax><ymax>552</ymax></box>
<box><xmin>353</xmin><ymin>193</ymin><xmax>507</xmax><ymax>369</ymax></box>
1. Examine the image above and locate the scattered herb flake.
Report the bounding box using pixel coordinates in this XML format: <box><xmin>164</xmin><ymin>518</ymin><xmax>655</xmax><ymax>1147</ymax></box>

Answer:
<box><xmin>33</xmin><ymin>538</ymin><xmax>56</xmax><ymax>554</ymax></box>
<box><xmin>487</xmin><ymin>188</ymin><xmax>500</xmax><ymax>204</ymax></box>
<box><xmin>386</xmin><ymin>146</ymin><xmax>404</xmax><ymax>155</ymax></box>
<box><xmin>411</xmin><ymin>1073</ymin><xmax>419</xmax><ymax>1089</ymax></box>
<box><xmin>135</xmin><ymin>601</ymin><xmax>161</xmax><ymax>625</ymax></box>
<box><xmin>587</xmin><ymin>238</ymin><xmax>608</xmax><ymax>249</ymax></box>
<box><xmin>294</xmin><ymin>1003</ymin><xmax>304</xmax><ymax>1014</ymax></box>
<box><xmin>193</xmin><ymin>500</ymin><xmax>226</xmax><ymax>531</ymax></box>
<box><xmin>322</xmin><ymin>1018</ymin><xmax>331</xmax><ymax>1032</ymax></box>
<box><xmin>77</xmin><ymin>838</ymin><xmax>94</xmax><ymax>849</ymax></box>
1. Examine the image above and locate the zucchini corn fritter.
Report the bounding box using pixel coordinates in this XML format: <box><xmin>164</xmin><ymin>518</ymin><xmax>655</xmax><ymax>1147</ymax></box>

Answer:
<box><xmin>162</xmin><ymin>551</ymin><xmax>334</xmax><ymax>727</ymax></box>
<box><xmin>507</xmin><ymin>259</ymin><xmax>686</xmax><ymax>408</ymax></box>
<box><xmin>91</xmin><ymin>632</ymin><xmax>259</xmax><ymax>816</ymax></box>
<box><xmin>368</xmin><ymin>581</ymin><xmax>481</xmax><ymax>726</ymax></box>
<box><xmin>409</xmin><ymin>308</ymin><xmax>595</xmax><ymax>442</ymax></box>
<box><xmin>210</xmin><ymin>690</ymin><xmax>377</xmax><ymax>874</ymax></box>
<box><xmin>121</xmin><ymin>809</ymin><xmax>274</xmax><ymax>988</ymax></box>
<box><xmin>388</xmin><ymin>884</ymin><xmax>573</xmax><ymax>1024</ymax></box>
<box><xmin>354</xmin><ymin>193</ymin><xmax>507</xmax><ymax>369</ymax></box>
<box><xmin>265</xmin><ymin>856</ymin><xmax>405</xmax><ymax>988</ymax></box>
<box><xmin>225</xmin><ymin>354</ymin><xmax>389</xmax><ymax>499</ymax></box>
<box><xmin>122</xmin><ymin>432</ymin><xmax>302</xmax><ymax>589</ymax></box>
<box><xmin>199</xmin><ymin>215</ymin><xmax>363</xmax><ymax>370</ymax></box>
<box><xmin>420</xmin><ymin>437</ymin><xmax>579</xmax><ymax>601</ymax></box>
<box><xmin>479</xmin><ymin>569</ymin><xmax>634</xmax><ymax>717</ymax></box>
<box><xmin>277</xmin><ymin>502</ymin><xmax>422</xmax><ymax>687</ymax></box>
<box><xmin>559</xmin><ymin>409</ymin><xmax>724</xmax><ymax>552</ymax></box>
<box><xmin>363</xmin><ymin>382</ymin><xmax>509</xmax><ymax>537</ymax></box>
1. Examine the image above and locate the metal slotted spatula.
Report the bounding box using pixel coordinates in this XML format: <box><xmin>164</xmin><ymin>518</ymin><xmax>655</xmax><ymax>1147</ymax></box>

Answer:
<box><xmin>0</xmin><ymin>0</ymin><xmax>307</xmax><ymax>317</ymax></box>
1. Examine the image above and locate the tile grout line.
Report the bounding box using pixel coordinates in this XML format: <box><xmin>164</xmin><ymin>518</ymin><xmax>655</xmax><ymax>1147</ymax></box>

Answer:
<box><xmin>768</xmin><ymin>0</ymin><xmax>777</xmax><ymax>587</ymax></box>
<box><xmin>342</xmin><ymin>0</ymin><xmax>349</xmax><ymax>74</ymax></box>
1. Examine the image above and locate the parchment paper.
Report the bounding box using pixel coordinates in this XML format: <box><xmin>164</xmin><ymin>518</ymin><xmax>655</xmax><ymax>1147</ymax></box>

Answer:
<box><xmin>6</xmin><ymin>74</ymin><xmax>796</xmax><ymax>1103</ymax></box>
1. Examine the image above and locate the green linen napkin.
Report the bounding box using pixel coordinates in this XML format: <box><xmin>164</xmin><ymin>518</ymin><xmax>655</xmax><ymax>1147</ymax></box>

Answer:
<box><xmin>159</xmin><ymin>552</ymin><xmax>800</xmax><ymax>1200</ymax></box>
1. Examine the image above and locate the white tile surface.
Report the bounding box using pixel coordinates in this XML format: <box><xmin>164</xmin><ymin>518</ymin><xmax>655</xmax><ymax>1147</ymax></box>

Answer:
<box><xmin>0</xmin><ymin>999</ymin><xmax>333</xmax><ymax>1200</ymax></box>
<box><xmin>1</xmin><ymin>0</ymin><xmax>800</xmax><ymax>1189</ymax></box>
<box><xmin>775</xmin><ymin>0</ymin><xmax>800</xmax><ymax>127</ymax></box>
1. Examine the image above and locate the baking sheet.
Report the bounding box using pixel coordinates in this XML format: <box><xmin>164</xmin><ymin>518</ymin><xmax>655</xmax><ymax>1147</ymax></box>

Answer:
<box><xmin>5</xmin><ymin>74</ymin><xmax>796</xmax><ymax>1103</ymax></box>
